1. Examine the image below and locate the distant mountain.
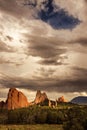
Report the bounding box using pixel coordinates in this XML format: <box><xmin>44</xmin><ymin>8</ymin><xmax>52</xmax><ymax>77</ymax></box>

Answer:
<box><xmin>71</xmin><ymin>96</ymin><xmax>87</xmax><ymax>105</ymax></box>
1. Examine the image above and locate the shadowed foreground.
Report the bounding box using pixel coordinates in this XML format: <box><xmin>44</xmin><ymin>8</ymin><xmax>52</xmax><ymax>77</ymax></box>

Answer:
<box><xmin>0</xmin><ymin>125</ymin><xmax>63</xmax><ymax>130</ymax></box>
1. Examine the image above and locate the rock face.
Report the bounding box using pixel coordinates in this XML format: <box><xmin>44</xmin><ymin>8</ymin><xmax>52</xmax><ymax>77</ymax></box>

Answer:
<box><xmin>34</xmin><ymin>90</ymin><xmax>48</xmax><ymax>104</ymax></box>
<box><xmin>0</xmin><ymin>88</ymin><xmax>68</xmax><ymax>110</ymax></box>
<box><xmin>58</xmin><ymin>96</ymin><xmax>67</xmax><ymax>103</ymax></box>
<box><xmin>6</xmin><ymin>88</ymin><xmax>29</xmax><ymax>110</ymax></box>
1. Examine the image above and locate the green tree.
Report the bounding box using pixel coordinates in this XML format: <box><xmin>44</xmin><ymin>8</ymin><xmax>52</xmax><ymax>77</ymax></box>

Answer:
<box><xmin>47</xmin><ymin>111</ymin><xmax>58</xmax><ymax>124</ymax></box>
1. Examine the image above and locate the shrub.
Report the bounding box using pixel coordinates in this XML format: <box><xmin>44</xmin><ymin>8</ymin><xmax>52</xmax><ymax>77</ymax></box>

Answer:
<box><xmin>47</xmin><ymin>111</ymin><xmax>58</xmax><ymax>124</ymax></box>
<box><xmin>36</xmin><ymin>111</ymin><xmax>47</xmax><ymax>124</ymax></box>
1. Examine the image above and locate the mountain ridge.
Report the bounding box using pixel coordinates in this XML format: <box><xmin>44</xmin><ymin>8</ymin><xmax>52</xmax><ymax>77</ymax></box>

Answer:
<box><xmin>71</xmin><ymin>96</ymin><xmax>87</xmax><ymax>105</ymax></box>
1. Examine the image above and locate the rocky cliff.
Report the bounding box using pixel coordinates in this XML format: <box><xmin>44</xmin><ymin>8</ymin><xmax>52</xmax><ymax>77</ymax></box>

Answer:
<box><xmin>34</xmin><ymin>90</ymin><xmax>48</xmax><ymax>104</ymax></box>
<box><xmin>6</xmin><ymin>88</ymin><xmax>29</xmax><ymax>110</ymax></box>
<box><xmin>58</xmin><ymin>96</ymin><xmax>67</xmax><ymax>103</ymax></box>
<box><xmin>0</xmin><ymin>88</ymin><xmax>49</xmax><ymax>110</ymax></box>
<box><xmin>0</xmin><ymin>88</ymin><xmax>68</xmax><ymax>110</ymax></box>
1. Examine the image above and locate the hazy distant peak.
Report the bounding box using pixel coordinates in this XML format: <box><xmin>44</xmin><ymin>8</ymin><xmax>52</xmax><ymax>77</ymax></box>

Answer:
<box><xmin>71</xmin><ymin>96</ymin><xmax>87</xmax><ymax>105</ymax></box>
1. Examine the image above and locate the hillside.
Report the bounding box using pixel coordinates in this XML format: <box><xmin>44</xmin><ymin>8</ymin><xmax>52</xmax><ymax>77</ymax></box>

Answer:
<box><xmin>71</xmin><ymin>96</ymin><xmax>87</xmax><ymax>105</ymax></box>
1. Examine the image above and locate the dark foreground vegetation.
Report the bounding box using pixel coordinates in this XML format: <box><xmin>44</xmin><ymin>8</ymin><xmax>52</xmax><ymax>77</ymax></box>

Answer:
<box><xmin>0</xmin><ymin>103</ymin><xmax>87</xmax><ymax>130</ymax></box>
<box><xmin>0</xmin><ymin>124</ymin><xmax>63</xmax><ymax>130</ymax></box>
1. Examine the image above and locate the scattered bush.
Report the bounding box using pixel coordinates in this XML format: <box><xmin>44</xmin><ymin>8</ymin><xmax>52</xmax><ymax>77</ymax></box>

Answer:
<box><xmin>0</xmin><ymin>105</ymin><xmax>87</xmax><ymax>129</ymax></box>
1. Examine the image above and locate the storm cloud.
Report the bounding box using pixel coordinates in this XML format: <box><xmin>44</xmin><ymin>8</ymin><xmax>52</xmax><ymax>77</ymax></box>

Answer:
<box><xmin>0</xmin><ymin>0</ymin><xmax>87</xmax><ymax>101</ymax></box>
<box><xmin>70</xmin><ymin>37</ymin><xmax>87</xmax><ymax>46</ymax></box>
<box><xmin>0</xmin><ymin>67</ymin><xmax>87</xmax><ymax>93</ymax></box>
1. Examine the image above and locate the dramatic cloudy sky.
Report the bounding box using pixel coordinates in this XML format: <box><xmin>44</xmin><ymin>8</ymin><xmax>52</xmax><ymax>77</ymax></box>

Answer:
<box><xmin>0</xmin><ymin>0</ymin><xmax>87</xmax><ymax>102</ymax></box>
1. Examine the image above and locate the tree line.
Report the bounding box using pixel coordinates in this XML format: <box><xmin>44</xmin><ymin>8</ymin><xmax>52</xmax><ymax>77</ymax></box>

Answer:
<box><xmin>0</xmin><ymin>105</ymin><xmax>87</xmax><ymax>130</ymax></box>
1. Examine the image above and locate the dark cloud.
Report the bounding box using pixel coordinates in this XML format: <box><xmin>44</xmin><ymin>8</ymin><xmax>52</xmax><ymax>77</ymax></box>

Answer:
<box><xmin>0</xmin><ymin>0</ymin><xmax>29</xmax><ymax>18</ymax></box>
<box><xmin>33</xmin><ymin>67</ymin><xmax>56</xmax><ymax>78</ymax></box>
<box><xmin>6</xmin><ymin>36</ymin><xmax>13</xmax><ymax>41</ymax></box>
<box><xmin>28</xmin><ymin>44</ymin><xmax>65</xmax><ymax>58</ymax></box>
<box><xmin>38</xmin><ymin>56</ymin><xmax>67</xmax><ymax>65</ymax></box>
<box><xmin>0</xmin><ymin>0</ymin><xmax>80</xmax><ymax>29</ymax></box>
<box><xmin>75</xmin><ymin>38</ymin><xmax>87</xmax><ymax>46</ymax></box>
<box><xmin>71</xmin><ymin>67</ymin><xmax>87</xmax><ymax>78</ymax></box>
<box><xmin>47</xmin><ymin>78</ymin><xmax>87</xmax><ymax>92</ymax></box>
<box><xmin>38</xmin><ymin>0</ymin><xmax>80</xmax><ymax>29</ymax></box>
<box><xmin>85</xmin><ymin>0</ymin><xmax>87</xmax><ymax>2</ymax></box>
<box><xmin>0</xmin><ymin>0</ymin><xmax>86</xmax><ymax>98</ymax></box>
<box><xmin>0</xmin><ymin>0</ymin><xmax>19</xmax><ymax>16</ymax></box>
<box><xmin>0</xmin><ymin>40</ymin><xmax>25</xmax><ymax>65</ymax></box>
<box><xmin>25</xmin><ymin>36</ymin><xmax>67</xmax><ymax>65</ymax></box>
<box><xmin>38</xmin><ymin>59</ymin><xmax>63</xmax><ymax>65</ymax></box>
<box><xmin>24</xmin><ymin>0</ymin><xmax>80</xmax><ymax>29</ymax></box>
<box><xmin>69</xmin><ymin>37</ymin><xmax>87</xmax><ymax>46</ymax></box>
<box><xmin>0</xmin><ymin>76</ymin><xmax>87</xmax><ymax>93</ymax></box>
<box><xmin>0</xmin><ymin>67</ymin><xmax>87</xmax><ymax>93</ymax></box>
<box><xmin>0</xmin><ymin>73</ymin><xmax>39</xmax><ymax>90</ymax></box>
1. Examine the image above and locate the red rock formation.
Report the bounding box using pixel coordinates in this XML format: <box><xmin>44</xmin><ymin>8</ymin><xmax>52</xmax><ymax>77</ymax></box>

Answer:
<box><xmin>0</xmin><ymin>88</ymin><xmax>68</xmax><ymax>110</ymax></box>
<box><xmin>34</xmin><ymin>90</ymin><xmax>48</xmax><ymax>104</ymax></box>
<box><xmin>6</xmin><ymin>88</ymin><xmax>29</xmax><ymax>110</ymax></box>
<box><xmin>58</xmin><ymin>96</ymin><xmax>67</xmax><ymax>102</ymax></box>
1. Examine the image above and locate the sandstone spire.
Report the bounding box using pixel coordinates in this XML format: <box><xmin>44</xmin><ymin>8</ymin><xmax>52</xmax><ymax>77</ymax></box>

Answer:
<box><xmin>58</xmin><ymin>96</ymin><xmax>67</xmax><ymax>102</ymax></box>
<box><xmin>34</xmin><ymin>90</ymin><xmax>48</xmax><ymax>104</ymax></box>
<box><xmin>6</xmin><ymin>88</ymin><xmax>29</xmax><ymax>110</ymax></box>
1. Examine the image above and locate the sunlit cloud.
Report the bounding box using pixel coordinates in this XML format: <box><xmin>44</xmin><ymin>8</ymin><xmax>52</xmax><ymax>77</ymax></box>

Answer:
<box><xmin>0</xmin><ymin>0</ymin><xmax>87</xmax><ymax>101</ymax></box>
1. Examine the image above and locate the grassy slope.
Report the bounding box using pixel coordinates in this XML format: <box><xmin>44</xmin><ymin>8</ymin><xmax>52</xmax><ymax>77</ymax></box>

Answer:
<box><xmin>0</xmin><ymin>125</ymin><xmax>63</xmax><ymax>130</ymax></box>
